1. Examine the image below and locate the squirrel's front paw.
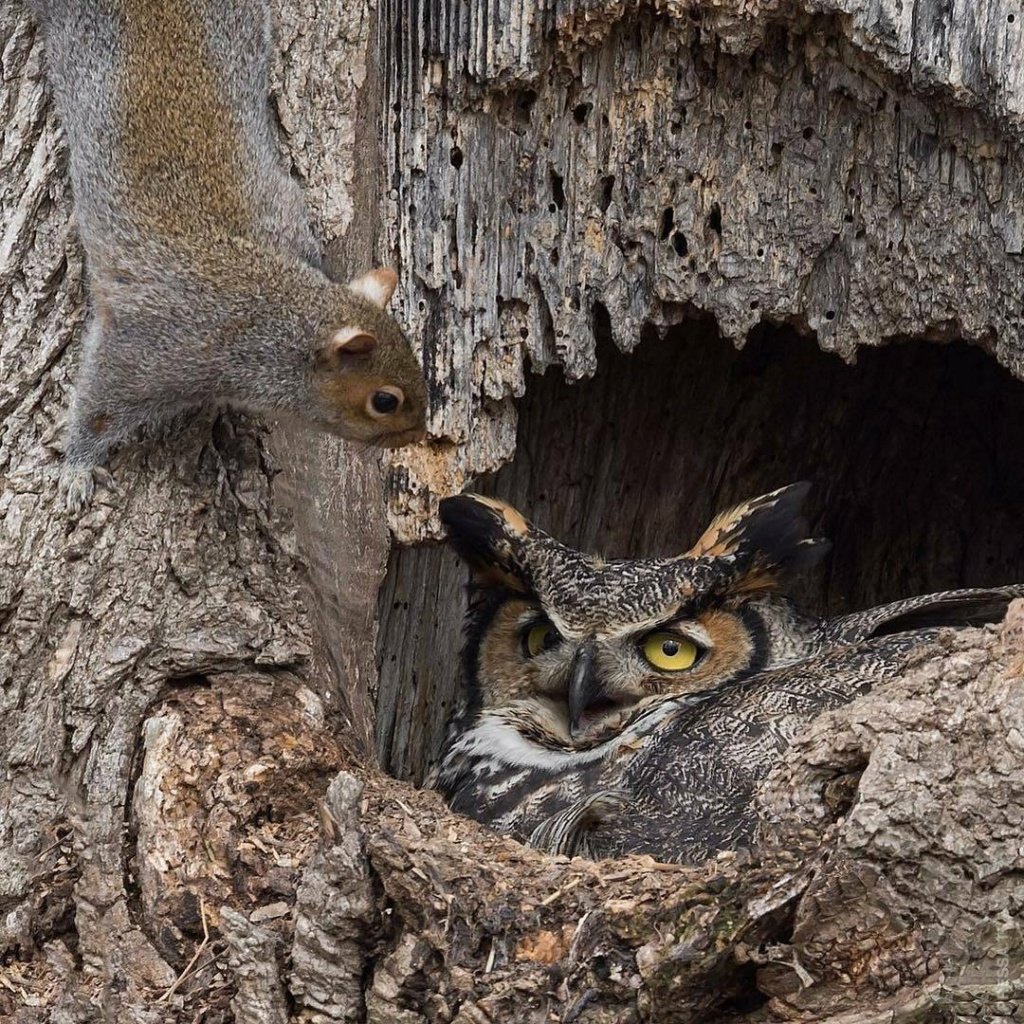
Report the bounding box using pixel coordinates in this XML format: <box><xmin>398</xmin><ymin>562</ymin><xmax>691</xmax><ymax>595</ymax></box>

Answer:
<box><xmin>59</xmin><ymin>465</ymin><xmax>116</xmax><ymax>515</ymax></box>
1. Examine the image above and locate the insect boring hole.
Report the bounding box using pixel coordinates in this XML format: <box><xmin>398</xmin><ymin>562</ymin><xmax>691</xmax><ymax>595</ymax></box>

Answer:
<box><xmin>375</xmin><ymin>314</ymin><xmax>1024</xmax><ymax>783</ymax></box>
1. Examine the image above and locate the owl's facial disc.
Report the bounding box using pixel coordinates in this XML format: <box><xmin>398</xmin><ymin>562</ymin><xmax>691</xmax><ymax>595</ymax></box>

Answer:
<box><xmin>511</xmin><ymin>610</ymin><xmax>714</xmax><ymax>740</ymax></box>
<box><xmin>564</xmin><ymin>623</ymin><xmax>711</xmax><ymax>739</ymax></box>
<box><xmin>473</xmin><ymin>597</ymin><xmax>759</xmax><ymax>747</ymax></box>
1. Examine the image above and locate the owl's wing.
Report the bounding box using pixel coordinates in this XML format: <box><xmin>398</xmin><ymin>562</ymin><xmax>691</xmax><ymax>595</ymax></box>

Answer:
<box><xmin>824</xmin><ymin>584</ymin><xmax>1024</xmax><ymax>646</ymax></box>
<box><xmin>577</xmin><ymin>630</ymin><xmax>940</xmax><ymax>863</ymax></box>
<box><xmin>527</xmin><ymin>789</ymin><xmax>629</xmax><ymax>858</ymax></box>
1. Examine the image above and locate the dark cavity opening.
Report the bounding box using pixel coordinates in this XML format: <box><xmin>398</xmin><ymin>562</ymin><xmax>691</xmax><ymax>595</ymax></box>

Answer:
<box><xmin>707</xmin><ymin>203</ymin><xmax>723</xmax><ymax>236</ymax></box>
<box><xmin>659</xmin><ymin>207</ymin><xmax>675</xmax><ymax>240</ymax></box>
<box><xmin>518</xmin><ymin>89</ymin><xmax>537</xmax><ymax>114</ymax></box>
<box><xmin>375</xmin><ymin>316</ymin><xmax>1024</xmax><ymax>781</ymax></box>
<box><xmin>550</xmin><ymin>168</ymin><xmax>566</xmax><ymax>210</ymax></box>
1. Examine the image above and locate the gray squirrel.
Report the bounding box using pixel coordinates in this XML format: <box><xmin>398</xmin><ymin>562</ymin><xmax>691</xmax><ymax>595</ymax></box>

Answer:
<box><xmin>30</xmin><ymin>0</ymin><xmax>427</xmax><ymax>511</ymax></box>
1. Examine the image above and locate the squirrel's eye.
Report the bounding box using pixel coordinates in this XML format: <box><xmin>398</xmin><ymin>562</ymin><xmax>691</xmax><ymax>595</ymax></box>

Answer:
<box><xmin>368</xmin><ymin>388</ymin><xmax>403</xmax><ymax>416</ymax></box>
<box><xmin>521</xmin><ymin>621</ymin><xmax>560</xmax><ymax>658</ymax></box>
<box><xmin>641</xmin><ymin>632</ymin><xmax>701</xmax><ymax>671</ymax></box>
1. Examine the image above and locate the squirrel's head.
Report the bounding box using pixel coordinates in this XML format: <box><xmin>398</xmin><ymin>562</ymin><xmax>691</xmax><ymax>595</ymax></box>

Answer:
<box><xmin>312</xmin><ymin>268</ymin><xmax>427</xmax><ymax>448</ymax></box>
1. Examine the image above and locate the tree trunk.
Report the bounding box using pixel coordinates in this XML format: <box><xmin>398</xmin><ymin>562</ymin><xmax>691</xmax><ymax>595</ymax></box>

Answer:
<box><xmin>2</xmin><ymin>1</ymin><xmax>1024</xmax><ymax>1022</ymax></box>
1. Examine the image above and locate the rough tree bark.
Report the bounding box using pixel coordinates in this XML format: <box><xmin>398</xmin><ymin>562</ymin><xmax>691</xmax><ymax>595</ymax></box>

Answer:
<box><xmin>2</xmin><ymin>2</ymin><xmax>1024</xmax><ymax>1024</ymax></box>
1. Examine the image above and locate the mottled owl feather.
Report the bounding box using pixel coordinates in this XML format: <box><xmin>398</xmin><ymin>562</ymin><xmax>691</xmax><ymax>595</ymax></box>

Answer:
<box><xmin>508</xmin><ymin>630</ymin><xmax>942</xmax><ymax>863</ymax></box>
<box><xmin>435</xmin><ymin>485</ymin><xmax>1024</xmax><ymax>864</ymax></box>
<box><xmin>438</xmin><ymin>494</ymin><xmax>534</xmax><ymax>592</ymax></box>
<box><xmin>687</xmin><ymin>482</ymin><xmax>831</xmax><ymax>597</ymax></box>
<box><xmin>825</xmin><ymin>587</ymin><xmax>1024</xmax><ymax>644</ymax></box>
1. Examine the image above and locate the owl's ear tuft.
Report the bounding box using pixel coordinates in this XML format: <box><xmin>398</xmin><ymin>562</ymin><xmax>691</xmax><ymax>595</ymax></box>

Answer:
<box><xmin>440</xmin><ymin>494</ymin><xmax>532</xmax><ymax>592</ymax></box>
<box><xmin>687</xmin><ymin>482</ymin><xmax>830</xmax><ymax>594</ymax></box>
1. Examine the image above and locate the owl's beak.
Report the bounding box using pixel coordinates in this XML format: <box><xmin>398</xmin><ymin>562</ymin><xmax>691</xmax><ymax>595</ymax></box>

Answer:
<box><xmin>568</xmin><ymin>643</ymin><xmax>604</xmax><ymax>739</ymax></box>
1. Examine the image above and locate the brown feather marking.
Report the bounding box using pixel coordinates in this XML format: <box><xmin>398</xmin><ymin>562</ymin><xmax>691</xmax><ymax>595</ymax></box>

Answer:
<box><xmin>469</xmin><ymin>562</ymin><xmax>530</xmax><ymax>594</ymax></box>
<box><xmin>474</xmin><ymin>495</ymin><xmax>530</xmax><ymax>537</ymax></box>
<box><xmin>686</xmin><ymin>507</ymin><xmax>745</xmax><ymax>557</ymax></box>
<box><xmin>687</xmin><ymin>495</ymin><xmax>769</xmax><ymax>558</ymax></box>
<box><xmin>726</xmin><ymin>564</ymin><xmax>785</xmax><ymax>597</ymax></box>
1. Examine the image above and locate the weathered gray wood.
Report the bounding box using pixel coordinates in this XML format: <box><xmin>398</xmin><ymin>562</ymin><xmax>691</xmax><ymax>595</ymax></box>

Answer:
<box><xmin>0</xmin><ymin>2</ymin><xmax>387</xmax><ymax>1019</ymax></box>
<box><xmin>379</xmin><ymin>0</ymin><xmax>1024</xmax><ymax>544</ymax></box>
<box><xmin>4</xmin><ymin>0</ymin><xmax>1024</xmax><ymax>1021</ymax></box>
<box><xmin>221</xmin><ymin>909</ymin><xmax>290</xmax><ymax>1024</ymax></box>
<box><xmin>290</xmin><ymin>772</ymin><xmax>377</xmax><ymax>1023</ymax></box>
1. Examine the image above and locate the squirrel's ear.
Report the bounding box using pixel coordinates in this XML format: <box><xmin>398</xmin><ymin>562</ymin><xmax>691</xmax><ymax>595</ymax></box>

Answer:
<box><xmin>318</xmin><ymin>327</ymin><xmax>376</xmax><ymax>367</ymax></box>
<box><xmin>348</xmin><ymin>268</ymin><xmax>398</xmax><ymax>308</ymax></box>
<box><xmin>327</xmin><ymin>326</ymin><xmax>377</xmax><ymax>359</ymax></box>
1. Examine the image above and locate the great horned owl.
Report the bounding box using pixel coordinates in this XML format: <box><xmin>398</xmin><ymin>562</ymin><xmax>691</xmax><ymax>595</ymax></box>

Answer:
<box><xmin>434</xmin><ymin>485</ymin><xmax>1023</xmax><ymax>864</ymax></box>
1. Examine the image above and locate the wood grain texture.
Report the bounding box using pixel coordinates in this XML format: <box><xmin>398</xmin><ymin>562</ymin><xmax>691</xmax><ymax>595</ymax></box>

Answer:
<box><xmin>377</xmin><ymin>0</ymin><xmax>1024</xmax><ymax>540</ymax></box>
<box><xmin>0</xmin><ymin>2</ymin><xmax>387</xmax><ymax>1019</ymax></box>
<box><xmin>4</xmin><ymin>0</ymin><xmax>1024</xmax><ymax>1020</ymax></box>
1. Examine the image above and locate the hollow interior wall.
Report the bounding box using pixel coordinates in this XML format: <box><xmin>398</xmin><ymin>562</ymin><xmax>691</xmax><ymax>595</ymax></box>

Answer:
<box><xmin>375</xmin><ymin>320</ymin><xmax>1024</xmax><ymax>781</ymax></box>
<box><xmin>379</xmin><ymin>2</ymin><xmax>1024</xmax><ymax>542</ymax></box>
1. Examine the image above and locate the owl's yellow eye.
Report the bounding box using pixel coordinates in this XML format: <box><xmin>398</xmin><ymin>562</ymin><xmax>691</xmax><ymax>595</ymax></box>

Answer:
<box><xmin>641</xmin><ymin>632</ymin><xmax>700</xmax><ymax>671</ymax></box>
<box><xmin>522</xmin><ymin>621</ymin><xmax>560</xmax><ymax>658</ymax></box>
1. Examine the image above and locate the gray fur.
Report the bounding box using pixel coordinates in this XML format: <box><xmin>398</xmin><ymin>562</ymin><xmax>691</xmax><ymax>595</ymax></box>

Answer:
<box><xmin>31</xmin><ymin>0</ymin><xmax>426</xmax><ymax>510</ymax></box>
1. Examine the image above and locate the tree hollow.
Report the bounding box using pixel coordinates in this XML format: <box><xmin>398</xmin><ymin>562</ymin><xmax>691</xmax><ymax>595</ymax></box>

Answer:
<box><xmin>376</xmin><ymin>317</ymin><xmax>1024</xmax><ymax>782</ymax></box>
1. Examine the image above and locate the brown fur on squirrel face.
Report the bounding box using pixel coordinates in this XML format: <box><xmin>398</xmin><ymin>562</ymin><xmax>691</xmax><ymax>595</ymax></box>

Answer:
<box><xmin>310</xmin><ymin>272</ymin><xmax>427</xmax><ymax>448</ymax></box>
<box><xmin>30</xmin><ymin>0</ymin><xmax>427</xmax><ymax>511</ymax></box>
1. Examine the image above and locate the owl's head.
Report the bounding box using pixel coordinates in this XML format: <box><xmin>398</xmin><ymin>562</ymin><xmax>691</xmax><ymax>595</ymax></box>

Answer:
<box><xmin>439</xmin><ymin>484</ymin><xmax>830</xmax><ymax>743</ymax></box>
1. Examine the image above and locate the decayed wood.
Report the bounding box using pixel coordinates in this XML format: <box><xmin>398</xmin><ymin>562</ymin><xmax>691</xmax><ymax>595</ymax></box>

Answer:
<box><xmin>0</xmin><ymin>1</ymin><xmax>384</xmax><ymax>1020</ymax></box>
<box><xmin>3</xmin><ymin>0</ymin><xmax>1024</xmax><ymax>1022</ymax></box>
<box><xmin>221</xmin><ymin>908</ymin><xmax>290</xmax><ymax>1024</ymax></box>
<box><xmin>290</xmin><ymin>772</ymin><xmax>377</xmax><ymax>1022</ymax></box>
<box><xmin>380</xmin><ymin>0</ymin><xmax>1024</xmax><ymax>542</ymax></box>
